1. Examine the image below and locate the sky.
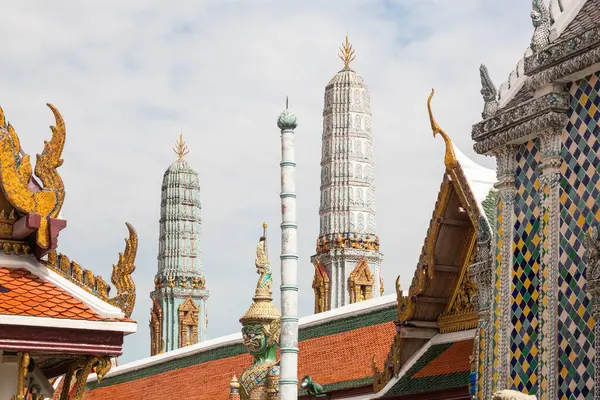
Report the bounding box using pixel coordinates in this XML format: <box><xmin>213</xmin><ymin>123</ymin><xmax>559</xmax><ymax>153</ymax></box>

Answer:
<box><xmin>1</xmin><ymin>0</ymin><xmax>533</xmax><ymax>363</ymax></box>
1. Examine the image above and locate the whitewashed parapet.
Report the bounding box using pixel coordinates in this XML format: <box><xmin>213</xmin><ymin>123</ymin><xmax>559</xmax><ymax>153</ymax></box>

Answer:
<box><xmin>548</xmin><ymin>0</ymin><xmax>588</xmax><ymax>41</ymax></box>
<box><xmin>496</xmin><ymin>0</ymin><xmax>588</xmax><ymax>109</ymax></box>
<box><xmin>497</xmin><ymin>56</ymin><xmax>529</xmax><ymax>108</ymax></box>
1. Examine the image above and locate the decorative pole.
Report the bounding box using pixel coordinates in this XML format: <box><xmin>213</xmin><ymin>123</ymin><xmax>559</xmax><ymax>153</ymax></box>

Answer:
<box><xmin>277</xmin><ymin>98</ymin><xmax>299</xmax><ymax>399</ymax></box>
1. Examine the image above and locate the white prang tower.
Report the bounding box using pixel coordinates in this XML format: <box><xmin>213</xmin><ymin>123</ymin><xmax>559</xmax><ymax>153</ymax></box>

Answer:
<box><xmin>311</xmin><ymin>36</ymin><xmax>384</xmax><ymax>313</ymax></box>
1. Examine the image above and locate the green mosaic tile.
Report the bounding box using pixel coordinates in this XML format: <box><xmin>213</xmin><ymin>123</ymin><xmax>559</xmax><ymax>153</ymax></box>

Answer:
<box><xmin>481</xmin><ymin>188</ymin><xmax>498</xmax><ymax>229</ymax></box>
<box><xmin>511</xmin><ymin>139</ymin><xmax>540</xmax><ymax>394</ymax></box>
<box><xmin>382</xmin><ymin>342</ymin><xmax>469</xmax><ymax>396</ymax></box>
<box><xmin>556</xmin><ymin>70</ymin><xmax>600</xmax><ymax>400</ymax></box>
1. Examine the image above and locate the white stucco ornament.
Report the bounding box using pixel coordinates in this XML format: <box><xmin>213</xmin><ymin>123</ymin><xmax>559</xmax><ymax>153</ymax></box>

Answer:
<box><xmin>492</xmin><ymin>390</ymin><xmax>536</xmax><ymax>400</ymax></box>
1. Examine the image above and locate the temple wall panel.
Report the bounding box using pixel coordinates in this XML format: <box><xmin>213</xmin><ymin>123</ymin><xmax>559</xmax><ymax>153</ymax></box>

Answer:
<box><xmin>556</xmin><ymin>70</ymin><xmax>600</xmax><ymax>399</ymax></box>
<box><xmin>511</xmin><ymin>139</ymin><xmax>541</xmax><ymax>394</ymax></box>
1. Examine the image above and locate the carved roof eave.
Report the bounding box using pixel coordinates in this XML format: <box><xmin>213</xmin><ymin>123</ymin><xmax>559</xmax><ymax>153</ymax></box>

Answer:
<box><xmin>525</xmin><ymin>25</ymin><xmax>600</xmax><ymax>77</ymax></box>
<box><xmin>472</xmin><ymin>91</ymin><xmax>570</xmax><ymax>155</ymax></box>
<box><xmin>375</xmin><ymin>166</ymin><xmax>482</xmax><ymax>392</ymax></box>
<box><xmin>397</xmin><ymin>161</ymin><xmax>484</xmax><ymax>323</ymax></box>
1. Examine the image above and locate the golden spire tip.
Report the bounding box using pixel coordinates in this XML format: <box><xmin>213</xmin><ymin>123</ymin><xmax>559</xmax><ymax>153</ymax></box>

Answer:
<box><xmin>338</xmin><ymin>34</ymin><xmax>356</xmax><ymax>69</ymax></box>
<box><xmin>173</xmin><ymin>133</ymin><xmax>189</xmax><ymax>160</ymax></box>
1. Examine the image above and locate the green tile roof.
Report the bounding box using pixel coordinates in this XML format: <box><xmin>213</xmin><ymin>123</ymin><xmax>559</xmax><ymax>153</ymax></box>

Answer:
<box><xmin>382</xmin><ymin>342</ymin><xmax>470</xmax><ymax>397</ymax></box>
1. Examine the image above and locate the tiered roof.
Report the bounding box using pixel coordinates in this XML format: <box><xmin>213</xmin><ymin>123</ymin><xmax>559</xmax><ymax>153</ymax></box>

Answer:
<box><xmin>82</xmin><ymin>296</ymin><xmax>397</xmax><ymax>399</ymax></box>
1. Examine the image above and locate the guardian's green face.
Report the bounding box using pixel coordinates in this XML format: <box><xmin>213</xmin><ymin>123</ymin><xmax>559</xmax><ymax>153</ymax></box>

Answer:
<box><xmin>242</xmin><ymin>324</ymin><xmax>267</xmax><ymax>355</ymax></box>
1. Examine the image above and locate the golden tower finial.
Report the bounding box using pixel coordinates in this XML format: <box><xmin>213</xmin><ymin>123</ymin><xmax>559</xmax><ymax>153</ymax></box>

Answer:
<box><xmin>262</xmin><ymin>222</ymin><xmax>268</xmax><ymax>255</ymax></box>
<box><xmin>427</xmin><ymin>89</ymin><xmax>458</xmax><ymax>170</ymax></box>
<box><xmin>338</xmin><ymin>35</ymin><xmax>356</xmax><ymax>69</ymax></box>
<box><xmin>173</xmin><ymin>133</ymin><xmax>189</xmax><ymax>160</ymax></box>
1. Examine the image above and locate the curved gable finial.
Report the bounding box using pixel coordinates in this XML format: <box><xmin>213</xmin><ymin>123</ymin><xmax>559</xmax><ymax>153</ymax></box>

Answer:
<box><xmin>427</xmin><ymin>89</ymin><xmax>458</xmax><ymax>170</ymax></box>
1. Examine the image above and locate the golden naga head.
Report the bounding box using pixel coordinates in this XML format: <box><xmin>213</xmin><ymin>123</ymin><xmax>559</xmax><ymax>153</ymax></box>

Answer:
<box><xmin>0</xmin><ymin>104</ymin><xmax>66</xmax><ymax>250</ymax></box>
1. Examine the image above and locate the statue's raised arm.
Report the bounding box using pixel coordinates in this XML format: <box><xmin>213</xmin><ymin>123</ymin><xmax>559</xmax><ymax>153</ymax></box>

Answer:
<box><xmin>255</xmin><ymin>222</ymin><xmax>272</xmax><ymax>292</ymax></box>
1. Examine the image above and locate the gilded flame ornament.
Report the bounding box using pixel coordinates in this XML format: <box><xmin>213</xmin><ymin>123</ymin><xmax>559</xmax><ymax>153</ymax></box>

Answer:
<box><xmin>0</xmin><ymin>104</ymin><xmax>66</xmax><ymax>249</ymax></box>
<box><xmin>173</xmin><ymin>134</ymin><xmax>189</xmax><ymax>160</ymax></box>
<box><xmin>338</xmin><ymin>35</ymin><xmax>356</xmax><ymax>69</ymax></box>
<box><xmin>108</xmin><ymin>222</ymin><xmax>138</xmax><ymax>318</ymax></box>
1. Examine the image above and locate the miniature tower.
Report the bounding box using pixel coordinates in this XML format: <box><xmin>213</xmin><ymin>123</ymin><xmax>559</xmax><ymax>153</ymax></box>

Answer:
<box><xmin>149</xmin><ymin>135</ymin><xmax>209</xmax><ymax>355</ymax></box>
<box><xmin>311</xmin><ymin>36</ymin><xmax>384</xmax><ymax>312</ymax></box>
<box><xmin>277</xmin><ymin>101</ymin><xmax>299</xmax><ymax>400</ymax></box>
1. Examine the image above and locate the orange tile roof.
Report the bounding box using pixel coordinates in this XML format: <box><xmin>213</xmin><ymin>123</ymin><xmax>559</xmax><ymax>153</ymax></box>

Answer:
<box><xmin>412</xmin><ymin>340</ymin><xmax>472</xmax><ymax>378</ymax></box>
<box><xmin>83</xmin><ymin>321</ymin><xmax>396</xmax><ymax>400</ymax></box>
<box><xmin>0</xmin><ymin>267</ymin><xmax>105</xmax><ymax>321</ymax></box>
<box><xmin>298</xmin><ymin>321</ymin><xmax>396</xmax><ymax>385</ymax></box>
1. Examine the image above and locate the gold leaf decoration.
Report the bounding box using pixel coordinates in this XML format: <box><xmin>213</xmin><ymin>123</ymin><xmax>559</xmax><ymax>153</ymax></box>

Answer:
<box><xmin>0</xmin><ymin>104</ymin><xmax>66</xmax><ymax>249</ymax></box>
<box><xmin>108</xmin><ymin>223</ymin><xmax>138</xmax><ymax>318</ymax></box>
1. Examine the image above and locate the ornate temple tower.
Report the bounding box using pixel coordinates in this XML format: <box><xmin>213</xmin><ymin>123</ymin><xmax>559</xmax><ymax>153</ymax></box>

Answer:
<box><xmin>311</xmin><ymin>36</ymin><xmax>384</xmax><ymax>312</ymax></box>
<box><xmin>149</xmin><ymin>136</ymin><xmax>209</xmax><ymax>355</ymax></box>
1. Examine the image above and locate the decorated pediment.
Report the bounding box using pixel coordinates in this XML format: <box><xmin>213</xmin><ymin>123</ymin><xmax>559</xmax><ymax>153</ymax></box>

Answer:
<box><xmin>349</xmin><ymin>257</ymin><xmax>373</xmax><ymax>286</ymax></box>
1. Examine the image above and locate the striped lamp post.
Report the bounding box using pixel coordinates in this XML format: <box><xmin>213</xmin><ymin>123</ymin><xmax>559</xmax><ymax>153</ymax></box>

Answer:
<box><xmin>277</xmin><ymin>99</ymin><xmax>299</xmax><ymax>400</ymax></box>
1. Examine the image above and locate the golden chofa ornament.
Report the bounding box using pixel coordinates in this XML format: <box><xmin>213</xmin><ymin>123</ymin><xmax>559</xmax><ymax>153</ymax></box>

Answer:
<box><xmin>338</xmin><ymin>35</ymin><xmax>356</xmax><ymax>69</ymax></box>
<box><xmin>173</xmin><ymin>133</ymin><xmax>189</xmax><ymax>160</ymax></box>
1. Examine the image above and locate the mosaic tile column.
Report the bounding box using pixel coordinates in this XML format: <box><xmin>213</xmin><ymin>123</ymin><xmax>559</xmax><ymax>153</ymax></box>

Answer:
<box><xmin>492</xmin><ymin>145</ymin><xmax>517</xmax><ymax>393</ymax></box>
<box><xmin>556</xmin><ymin>72</ymin><xmax>600</xmax><ymax>399</ymax></box>
<box><xmin>471</xmin><ymin>218</ymin><xmax>495</xmax><ymax>400</ymax></box>
<box><xmin>537</xmin><ymin>129</ymin><xmax>562</xmax><ymax>400</ymax></box>
<box><xmin>585</xmin><ymin>227</ymin><xmax>600</xmax><ymax>400</ymax></box>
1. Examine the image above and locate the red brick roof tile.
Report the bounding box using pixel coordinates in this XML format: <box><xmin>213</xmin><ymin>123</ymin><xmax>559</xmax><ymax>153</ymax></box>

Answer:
<box><xmin>83</xmin><ymin>321</ymin><xmax>396</xmax><ymax>400</ymax></box>
<box><xmin>412</xmin><ymin>340</ymin><xmax>472</xmax><ymax>378</ymax></box>
<box><xmin>0</xmin><ymin>267</ymin><xmax>105</xmax><ymax>321</ymax></box>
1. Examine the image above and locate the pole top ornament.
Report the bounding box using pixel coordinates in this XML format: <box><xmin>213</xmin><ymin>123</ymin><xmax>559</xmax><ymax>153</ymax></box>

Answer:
<box><xmin>277</xmin><ymin>99</ymin><xmax>298</xmax><ymax>131</ymax></box>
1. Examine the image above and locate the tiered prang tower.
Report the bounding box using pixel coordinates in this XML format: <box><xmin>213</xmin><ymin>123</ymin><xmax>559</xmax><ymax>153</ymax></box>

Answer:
<box><xmin>311</xmin><ymin>36</ymin><xmax>384</xmax><ymax>312</ymax></box>
<box><xmin>149</xmin><ymin>135</ymin><xmax>209</xmax><ymax>355</ymax></box>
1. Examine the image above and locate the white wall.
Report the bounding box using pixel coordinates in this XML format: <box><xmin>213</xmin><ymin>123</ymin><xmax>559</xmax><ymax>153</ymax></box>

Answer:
<box><xmin>0</xmin><ymin>363</ymin><xmax>17</xmax><ymax>400</ymax></box>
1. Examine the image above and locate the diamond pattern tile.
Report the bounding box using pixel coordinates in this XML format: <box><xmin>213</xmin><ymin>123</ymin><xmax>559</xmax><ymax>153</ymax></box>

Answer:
<box><xmin>511</xmin><ymin>139</ymin><xmax>540</xmax><ymax>394</ymax></box>
<box><xmin>557</xmin><ymin>71</ymin><xmax>600</xmax><ymax>400</ymax></box>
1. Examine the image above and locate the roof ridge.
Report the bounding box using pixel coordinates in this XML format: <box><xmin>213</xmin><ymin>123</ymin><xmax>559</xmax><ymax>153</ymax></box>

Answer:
<box><xmin>0</xmin><ymin>253</ymin><xmax>125</xmax><ymax>320</ymax></box>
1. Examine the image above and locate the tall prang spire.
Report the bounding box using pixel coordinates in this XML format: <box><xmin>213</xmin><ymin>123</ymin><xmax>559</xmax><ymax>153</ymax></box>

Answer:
<box><xmin>311</xmin><ymin>36</ymin><xmax>384</xmax><ymax>313</ymax></box>
<box><xmin>149</xmin><ymin>135</ymin><xmax>209</xmax><ymax>355</ymax></box>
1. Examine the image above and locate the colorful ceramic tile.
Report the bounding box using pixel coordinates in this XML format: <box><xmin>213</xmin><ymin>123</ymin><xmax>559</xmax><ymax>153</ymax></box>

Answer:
<box><xmin>557</xmin><ymin>71</ymin><xmax>600</xmax><ymax>400</ymax></box>
<box><xmin>511</xmin><ymin>139</ymin><xmax>540</xmax><ymax>394</ymax></box>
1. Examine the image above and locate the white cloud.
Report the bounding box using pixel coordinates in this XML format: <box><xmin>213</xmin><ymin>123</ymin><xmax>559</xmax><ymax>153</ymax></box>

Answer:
<box><xmin>1</xmin><ymin>0</ymin><xmax>533</xmax><ymax>363</ymax></box>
